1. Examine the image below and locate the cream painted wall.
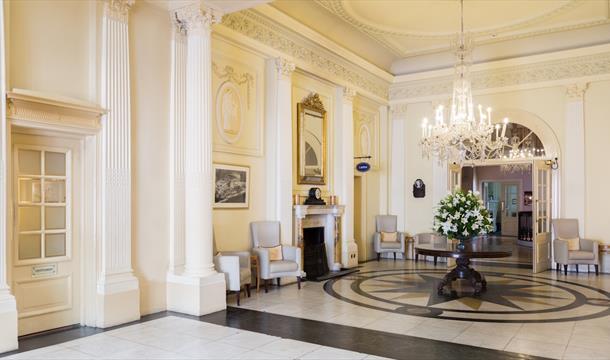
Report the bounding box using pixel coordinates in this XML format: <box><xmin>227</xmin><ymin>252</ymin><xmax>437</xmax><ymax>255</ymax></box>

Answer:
<box><xmin>584</xmin><ymin>80</ymin><xmax>610</xmax><ymax>244</ymax></box>
<box><xmin>7</xmin><ymin>0</ymin><xmax>97</xmax><ymax>102</ymax></box>
<box><xmin>211</xmin><ymin>36</ymin><xmax>267</xmax><ymax>252</ymax></box>
<box><xmin>129</xmin><ymin>2</ymin><xmax>171</xmax><ymax>315</ymax></box>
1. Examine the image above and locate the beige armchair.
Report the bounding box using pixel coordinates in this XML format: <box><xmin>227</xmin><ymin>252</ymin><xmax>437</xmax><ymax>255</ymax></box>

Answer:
<box><xmin>250</xmin><ymin>221</ymin><xmax>302</xmax><ymax>293</ymax></box>
<box><xmin>414</xmin><ymin>233</ymin><xmax>447</xmax><ymax>265</ymax></box>
<box><xmin>552</xmin><ymin>219</ymin><xmax>599</xmax><ymax>275</ymax></box>
<box><xmin>213</xmin><ymin>238</ymin><xmax>252</xmax><ymax>306</ymax></box>
<box><xmin>374</xmin><ymin>215</ymin><xmax>406</xmax><ymax>261</ymax></box>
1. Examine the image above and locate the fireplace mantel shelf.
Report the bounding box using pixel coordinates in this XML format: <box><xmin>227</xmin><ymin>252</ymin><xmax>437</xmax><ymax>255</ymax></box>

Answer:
<box><xmin>293</xmin><ymin>204</ymin><xmax>345</xmax><ymax>219</ymax></box>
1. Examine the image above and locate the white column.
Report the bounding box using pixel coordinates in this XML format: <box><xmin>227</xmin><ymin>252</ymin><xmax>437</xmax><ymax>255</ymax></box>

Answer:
<box><xmin>168</xmin><ymin>19</ymin><xmax>187</xmax><ymax>275</ymax></box>
<box><xmin>166</xmin><ymin>2</ymin><xmax>226</xmax><ymax>316</ymax></box>
<box><xmin>333</xmin><ymin>87</ymin><xmax>356</xmax><ymax>269</ymax></box>
<box><xmin>564</xmin><ymin>83</ymin><xmax>587</xmax><ymax>237</ymax></box>
<box><xmin>97</xmin><ymin>0</ymin><xmax>140</xmax><ymax>328</ymax></box>
<box><xmin>389</xmin><ymin>104</ymin><xmax>407</xmax><ymax>231</ymax></box>
<box><xmin>0</xmin><ymin>2</ymin><xmax>18</xmax><ymax>352</ymax></box>
<box><xmin>265</xmin><ymin>58</ymin><xmax>295</xmax><ymax>245</ymax></box>
<box><xmin>378</xmin><ymin>105</ymin><xmax>390</xmax><ymax>215</ymax></box>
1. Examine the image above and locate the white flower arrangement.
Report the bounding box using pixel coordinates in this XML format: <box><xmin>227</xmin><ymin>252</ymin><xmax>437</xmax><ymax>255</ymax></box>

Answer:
<box><xmin>434</xmin><ymin>189</ymin><xmax>494</xmax><ymax>241</ymax></box>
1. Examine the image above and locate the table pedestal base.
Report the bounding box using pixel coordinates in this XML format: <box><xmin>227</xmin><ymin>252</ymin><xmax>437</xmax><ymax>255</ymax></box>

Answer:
<box><xmin>438</xmin><ymin>257</ymin><xmax>487</xmax><ymax>296</ymax></box>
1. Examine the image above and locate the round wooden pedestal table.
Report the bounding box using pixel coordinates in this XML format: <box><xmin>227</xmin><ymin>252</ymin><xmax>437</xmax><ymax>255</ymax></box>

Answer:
<box><xmin>415</xmin><ymin>239</ymin><xmax>512</xmax><ymax>296</ymax></box>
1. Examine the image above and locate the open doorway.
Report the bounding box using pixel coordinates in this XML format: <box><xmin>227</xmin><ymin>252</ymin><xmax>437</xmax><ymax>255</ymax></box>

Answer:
<box><xmin>462</xmin><ymin>164</ymin><xmax>533</xmax><ymax>266</ymax></box>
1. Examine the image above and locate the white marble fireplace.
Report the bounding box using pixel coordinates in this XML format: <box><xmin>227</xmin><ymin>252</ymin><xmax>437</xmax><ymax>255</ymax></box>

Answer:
<box><xmin>293</xmin><ymin>205</ymin><xmax>345</xmax><ymax>272</ymax></box>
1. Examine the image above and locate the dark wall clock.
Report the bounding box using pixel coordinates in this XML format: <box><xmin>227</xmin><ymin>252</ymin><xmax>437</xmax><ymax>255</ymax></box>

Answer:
<box><xmin>413</xmin><ymin>179</ymin><xmax>425</xmax><ymax>198</ymax></box>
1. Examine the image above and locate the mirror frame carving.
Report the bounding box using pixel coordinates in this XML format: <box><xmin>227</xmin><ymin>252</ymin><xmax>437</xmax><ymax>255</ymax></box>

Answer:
<box><xmin>297</xmin><ymin>93</ymin><xmax>327</xmax><ymax>185</ymax></box>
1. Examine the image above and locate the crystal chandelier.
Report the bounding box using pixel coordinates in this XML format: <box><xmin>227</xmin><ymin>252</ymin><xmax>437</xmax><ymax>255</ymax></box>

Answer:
<box><xmin>420</xmin><ymin>0</ymin><xmax>509</xmax><ymax>164</ymax></box>
<box><xmin>500</xmin><ymin>136</ymin><xmax>544</xmax><ymax>173</ymax></box>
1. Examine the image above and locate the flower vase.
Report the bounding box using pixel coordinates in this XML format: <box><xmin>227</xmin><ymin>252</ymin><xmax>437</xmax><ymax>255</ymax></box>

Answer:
<box><xmin>456</xmin><ymin>236</ymin><xmax>470</xmax><ymax>250</ymax></box>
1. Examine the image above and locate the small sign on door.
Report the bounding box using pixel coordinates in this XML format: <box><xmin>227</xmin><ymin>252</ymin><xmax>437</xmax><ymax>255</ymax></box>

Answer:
<box><xmin>32</xmin><ymin>264</ymin><xmax>57</xmax><ymax>278</ymax></box>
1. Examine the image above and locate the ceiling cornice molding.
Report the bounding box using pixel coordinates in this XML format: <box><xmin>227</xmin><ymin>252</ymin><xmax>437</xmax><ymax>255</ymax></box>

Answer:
<box><xmin>219</xmin><ymin>6</ymin><xmax>391</xmax><ymax>100</ymax></box>
<box><xmin>390</xmin><ymin>46</ymin><xmax>610</xmax><ymax>102</ymax></box>
<box><xmin>316</xmin><ymin>0</ymin><xmax>610</xmax><ymax>59</ymax></box>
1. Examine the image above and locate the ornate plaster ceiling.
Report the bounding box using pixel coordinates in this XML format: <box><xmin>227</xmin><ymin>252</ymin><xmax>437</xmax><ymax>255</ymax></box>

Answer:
<box><xmin>271</xmin><ymin>0</ymin><xmax>610</xmax><ymax>74</ymax></box>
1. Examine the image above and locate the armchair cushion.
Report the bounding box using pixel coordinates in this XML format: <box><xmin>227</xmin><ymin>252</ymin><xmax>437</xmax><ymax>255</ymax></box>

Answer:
<box><xmin>267</xmin><ymin>245</ymin><xmax>283</xmax><ymax>261</ymax></box>
<box><xmin>559</xmin><ymin>237</ymin><xmax>580</xmax><ymax>251</ymax></box>
<box><xmin>568</xmin><ymin>251</ymin><xmax>595</xmax><ymax>260</ymax></box>
<box><xmin>381</xmin><ymin>231</ymin><xmax>397</xmax><ymax>242</ymax></box>
<box><xmin>380</xmin><ymin>241</ymin><xmax>401</xmax><ymax>250</ymax></box>
<box><xmin>269</xmin><ymin>260</ymin><xmax>298</xmax><ymax>273</ymax></box>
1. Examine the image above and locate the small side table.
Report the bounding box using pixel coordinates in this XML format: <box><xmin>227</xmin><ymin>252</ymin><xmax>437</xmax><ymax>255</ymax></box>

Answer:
<box><xmin>250</xmin><ymin>255</ymin><xmax>260</xmax><ymax>292</ymax></box>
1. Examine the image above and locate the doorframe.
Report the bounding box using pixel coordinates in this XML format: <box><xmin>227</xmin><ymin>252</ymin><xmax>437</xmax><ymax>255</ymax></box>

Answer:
<box><xmin>5</xmin><ymin>92</ymin><xmax>105</xmax><ymax>329</ymax></box>
<box><xmin>354</xmin><ymin>173</ymin><xmax>368</xmax><ymax>261</ymax></box>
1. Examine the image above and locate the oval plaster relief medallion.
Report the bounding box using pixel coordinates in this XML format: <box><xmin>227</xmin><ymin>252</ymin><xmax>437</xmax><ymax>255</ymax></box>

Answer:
<box><xmin>359</xmin><ymin>124</ymin><xmax>371</xmax><ymax>157</ymax></box>
<box><xmin>215</xmin><ymin>81</ymin><xmax>244</xmax><ymax>144</ymax></box>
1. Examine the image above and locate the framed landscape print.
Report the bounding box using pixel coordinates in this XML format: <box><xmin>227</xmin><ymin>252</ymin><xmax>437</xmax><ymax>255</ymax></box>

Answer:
<box><xmin>213</xmin><ymin>163</ymin><xmax>250</xmax><ymax>208</ymax></box>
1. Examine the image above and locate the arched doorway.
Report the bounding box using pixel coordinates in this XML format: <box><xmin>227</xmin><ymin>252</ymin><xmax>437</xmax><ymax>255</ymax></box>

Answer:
<box><xmin>455</xmin><ymin>110</ymin><xmax>560</xmax><ymax>273</ymax></box>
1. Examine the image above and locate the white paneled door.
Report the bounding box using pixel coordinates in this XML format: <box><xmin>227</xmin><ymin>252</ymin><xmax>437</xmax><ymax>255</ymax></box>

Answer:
<box><xmin>533</xmin><ymin>160</ymin><xmax>552</xmax><ymax>273</ymax></box>
<box><xmin>11</xmin><ymin>134</ymin><xmax>82</xmax><ymax>335</ymax></box>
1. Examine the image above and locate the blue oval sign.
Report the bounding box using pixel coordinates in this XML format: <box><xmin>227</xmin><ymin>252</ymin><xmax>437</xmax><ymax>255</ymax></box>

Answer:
<box><xmin>356</xmin><ymin>162</ymin><xmax>371</xmax><ymax>172</ymax></box>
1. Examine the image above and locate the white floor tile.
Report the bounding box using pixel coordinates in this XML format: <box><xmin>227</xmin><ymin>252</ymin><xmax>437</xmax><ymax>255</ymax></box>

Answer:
<box><xmin>299</xmin><ymin>346</ymin><xmax>367</xmax><ymax>360</ymax></box>
<box><xmin>220</xmin><ymin>331</ymin><xmax>280</xmax><ymax>349</ymax></box>
<box><xmin>257</xmin><ymin>338</ymin><xmax>321</xmax><ymax>358</ymax></box>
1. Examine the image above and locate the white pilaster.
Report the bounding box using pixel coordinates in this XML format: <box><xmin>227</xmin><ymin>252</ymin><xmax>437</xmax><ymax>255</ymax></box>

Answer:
<box><xmin>564</xmin><ymin>83</ymin><xmax>587</xmax><ymax>237</ymax></box>
<box><xmin>389</xmin><ymin>104</ymin><xmax>407</xmax><ymax>231</ymax></box>
<box><xmin>97</xmin><ymin>0</ymin><xmax>140</xmax><ymax>328</ymax></box>
<box><xmin>169</xmin><ymin>19</ymin><xmax>187</xmax><ymax>275</ymax></box>
<box><xmin>333</xmin><ymin>87</ymin><xmax>356</xmax><ymax>268</ymax></box>
<box><xmin>378</xmin><ymin>105</ymin><xmax>390</xmax><ymax>215</ymax></box>
<box><xmin>166</xmin><ymin>2</ymin><xmax>226</xmax><ymax>316</ymax></box>
<box><xmin>265</xmin><ymin>58</ymin><xmax>295</xmax><ymax>245</ymax></box>
<box><xmin>0</xmin><ymin>2</ymin><xmax>18</xmax><ymax>352</ymax></box>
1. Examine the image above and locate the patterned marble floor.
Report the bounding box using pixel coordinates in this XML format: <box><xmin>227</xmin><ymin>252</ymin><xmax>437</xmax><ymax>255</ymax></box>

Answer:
<box><xmin>234</xmin><ymin>260</ymin><xmax>610</xmax><ymax>360</ymax></box>
<box><xmin>3</xmin><ymin>316</ymin><xmax>385</xmax><ymax>360</ymax></box>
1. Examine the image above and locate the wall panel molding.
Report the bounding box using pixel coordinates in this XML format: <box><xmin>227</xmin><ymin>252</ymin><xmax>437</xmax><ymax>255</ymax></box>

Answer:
<box><xmin>221</xmin><ymin>9</ymin><xmax>390</xmax><ymax>101</ymax></box>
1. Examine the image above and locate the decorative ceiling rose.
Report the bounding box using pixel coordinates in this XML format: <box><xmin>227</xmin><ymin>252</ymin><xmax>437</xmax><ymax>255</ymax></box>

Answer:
<box><xmin>420</xmin><ymin>0</ymin><xmax>509</xmax><ymax>165</ymax></box>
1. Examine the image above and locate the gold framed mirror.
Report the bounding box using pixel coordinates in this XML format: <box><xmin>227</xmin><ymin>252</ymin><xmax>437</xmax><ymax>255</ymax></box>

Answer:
<box><xmin>297</xmin><ymin>93</ymin><xmax>327</xmax><ymax>185</ymax></box>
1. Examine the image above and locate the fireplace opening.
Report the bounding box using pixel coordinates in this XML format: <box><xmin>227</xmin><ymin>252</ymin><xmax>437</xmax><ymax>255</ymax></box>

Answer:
<box><xmin>303</xmin><ymin>226</ymin><xmax>329</xmax><ymax>280</ymax></box>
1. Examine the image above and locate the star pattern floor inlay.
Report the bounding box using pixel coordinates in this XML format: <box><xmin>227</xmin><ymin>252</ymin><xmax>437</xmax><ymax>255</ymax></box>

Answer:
<box><xmin>325</xmin><ymin>268</ymin><xmax>610</xmax><ymax>323</ymax></box>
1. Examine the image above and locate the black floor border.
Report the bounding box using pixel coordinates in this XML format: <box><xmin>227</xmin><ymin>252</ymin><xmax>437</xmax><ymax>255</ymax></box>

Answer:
<box><xmin>2</xmin><ymin>307</ymin><xmax>549</xmax><ymax>360</ymax></box>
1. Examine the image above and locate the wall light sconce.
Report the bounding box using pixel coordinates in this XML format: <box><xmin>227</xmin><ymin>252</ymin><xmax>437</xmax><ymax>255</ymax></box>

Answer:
<box><xmin>545</xmin><ymin>157</ymin><xmax>559</xmax><ymax>170</ymax></box>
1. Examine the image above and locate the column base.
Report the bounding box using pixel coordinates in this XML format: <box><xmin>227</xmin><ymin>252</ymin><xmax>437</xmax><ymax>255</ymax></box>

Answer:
<box><xmin>96</xmin><ymin>272</ymin><xmax>140</xmax><ymax>328</ymax></box>
<box><xmin>342</xmin><ymin>241</ymin><xmax>359</xmax><ymax>268</ymax></box>
<box><xmin>0</xmin><ymin>292</ymin><xmax>18</xmax><ymax>353</ymax></box>
<box><xmin>166</xmin><ymin>272</ymin><xmax>226</xmax><ymax>316</ymax></box>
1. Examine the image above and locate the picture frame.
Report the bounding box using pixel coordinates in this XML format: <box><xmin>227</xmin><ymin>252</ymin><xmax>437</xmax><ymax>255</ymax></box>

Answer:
<box><xmin>213</xmin><ymin>163</ymin><xmax>250</xmax><ymax>209</ymax></box>
<box><xmin>297</xmin><ymin>93</ymin><xmax>327</xmax><ymax>185</ymax></box>
<box><xmin>524</xmin><ymin>191</ymin><xmax>533</xmax><ymax>206</ymax></box>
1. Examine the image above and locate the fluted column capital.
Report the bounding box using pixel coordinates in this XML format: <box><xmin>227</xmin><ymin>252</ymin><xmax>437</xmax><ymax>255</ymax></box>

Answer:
<box><xmin>173</xmin><ymin>2</ymin><xmax>222</xmax><ymax>33</ymax></box>
<box><xmin>104</xmin><ymin>0</ymin><xmax>134</xmax><ymax>22</ymax></box>
<box><xmin>566</xmin><ymin>82</ymin><xmax>589</xmax><ymax>101</ymax></box>
<box><xmin>274</xmin><ymin>57</ymin><xmax>295</xmax><ymax>78</ymax></box>
<box><xmin>342</xmin><ymin>87</ymin><xmax>356</xmax><ymax>102</ymax></box>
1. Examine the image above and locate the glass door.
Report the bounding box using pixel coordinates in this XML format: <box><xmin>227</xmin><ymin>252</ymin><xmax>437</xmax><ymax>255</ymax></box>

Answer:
<box><xmin>533</xmin><ymin>160</ymin><xmax>552</xmax><ymax>273</ymax></box>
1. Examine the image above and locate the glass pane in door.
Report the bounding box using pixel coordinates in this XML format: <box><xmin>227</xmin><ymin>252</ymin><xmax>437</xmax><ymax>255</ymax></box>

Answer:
<box><xmin>18</xmin><ymin>150</ymin><xmax>41</xmax><ymax>175</ymax></box>
<box><xmin>45</xmin><ymin>233</ymin><xmax>66</xmax><ymax>257</ymax></box>
<box><xmin>19</xmin><ymin>234</ymin><xmax>41</xmax><ymax>260</ymax></box>
<box><xmin>45</xmin><ymin>207</ymin><xmax>66</xmax><ymax>230</ymax></box>
<box><xmin>18</xmin><ymin>207</ymin><xmax>41</xmax><ymax>231</ymax></box>
<box><xmin>45</xmin><ymin>152</ymin><xmax>66</xmax><ymax>176</ymax></box>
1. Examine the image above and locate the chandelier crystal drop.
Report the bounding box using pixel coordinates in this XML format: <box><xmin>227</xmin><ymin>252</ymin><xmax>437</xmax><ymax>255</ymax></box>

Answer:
<box><xmin>420</xmin><ymin>0</ymin><xmax>509</xmax><ymax>164</ymax></box>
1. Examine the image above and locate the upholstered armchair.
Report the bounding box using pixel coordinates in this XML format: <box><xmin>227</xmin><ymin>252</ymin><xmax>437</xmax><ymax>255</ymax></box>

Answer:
<box><xmin>414</xmin><ymin>233</ymin><xmax>447</xmax><ymax>265</ymax></box>
<box><xmin>552</xmin><ymin>219</ymin><xmax>599</xmax><ymax>275</ymax></box>
<box><xmin>374</xmin><ymin>215</ymin><xmax>406</xmax><ymax>261</ymax></box>
<box><xmin>250</xmin><ymin>221</ymin><xmax>302</xmax><ymax>293</ymax></box>
<box><xmin>213</xmin><ymin>240</ymin><xmax>252</xmax><ymax>306</ymax></box>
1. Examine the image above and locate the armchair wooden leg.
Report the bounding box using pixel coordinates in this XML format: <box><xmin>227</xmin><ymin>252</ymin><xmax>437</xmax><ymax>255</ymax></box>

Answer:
<box><xmin>564</xmin><ymin>264</ymin><xmax>568</xmax><ymax>275</ymax></box>
<box><xmin>393</xmin><ymin>252</ymin><xmax>396</xmax><ymax>261</ymax></box>
<box><xmin>246</xmin><ymin>284</ymin><xmax>251</xmax><ymax>298</ymax></box>
<box><xmin>415</xmin><ymin>253</ymin><xmax>418</xmax><ymax>262</ymax></box>
<box><xmin>556</xmin><ymin>263</ymin><xmax>559</xmax><ymax>272</ymax></box>
<box><xmin>277</xmin><ymin>278</ymin><xmax>281</xmax><ymax>287</ymax></box>
<box><xmin>297</xmin><ymin>276</ymin><xmax>301</xmax><ymax>290</ymax></box>
<box><xmin>377</xmin><ymin>253</ymin><xmax>380</xmax><ymax>261</ymax></box>
<box><xmin>236</xmin><ymin>290</ymin><xmax>241</xmax><ymax>306</ymax></box>
<box><xmin>595</xmin><ymin>264</ymin><xmax>599</xmax><ymax>275</ymax></box>
<box><xmin>576</xmin><ymin>264</ymin><xmax>579</xmax><ymax>273</ymax></box>
<box><xmin>434</xmin><ymin>256</ymin><xmax>438</xmax><ymax>266</ymax></box>
<box><xmin>264</xmin><ymin>279</ymin><xmax>269</xmax><ymax>293</ymax></box>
